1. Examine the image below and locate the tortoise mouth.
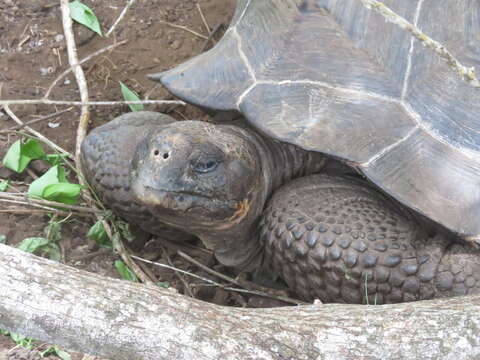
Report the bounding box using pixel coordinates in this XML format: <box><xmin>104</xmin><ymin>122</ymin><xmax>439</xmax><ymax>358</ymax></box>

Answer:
<box><xmin>132</xmin><ymin>182</ymin><xmax>241</xmax><ymax>226</ymax></box>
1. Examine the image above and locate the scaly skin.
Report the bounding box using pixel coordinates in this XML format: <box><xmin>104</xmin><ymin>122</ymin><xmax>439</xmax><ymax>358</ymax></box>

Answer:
<box><xmin>80</xmin><ymin>112</ymin><xmax>194</xmax><ymax>243</ymax></box>
<box><xmin>81</xmin><ymin>112</ymin><xmax>480</xmax><ymax>303</ymax></box>
<box><xmin>261</xmin><ymin>175</ymin><xmax>480</xmax><ymax>303</ymax></box>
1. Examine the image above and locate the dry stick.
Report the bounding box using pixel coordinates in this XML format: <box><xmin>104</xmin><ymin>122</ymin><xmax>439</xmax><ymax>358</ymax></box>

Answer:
<box><xmin>44</xmin><ymin>40</ymin><xmax>128</xmax><ymax>98</ymax></box>
<box><xmin>0</xmin><ymin>193</ymin><xmax>103</xmax><ymax>214</ymax></box>
<box><xmin>159</xmin><ymin>21</ymin><xmax>208</xmax><ymax>40</ymax></box>
<box><xmin>133</xmin><ymin>255</ymin><xmax>305</xmax><ymax>305</ymax></box>
<box><xmin>106</xmin><ymin>0</ymin><xmax>136</xmax><ymax>37</ymax></box>
<box><xmin>131</xmin><ymin>255</ymin><xmax>227</xmax><ymax>285</ymax></box>
<box><xmin>200</xmin><ymin>22</ymin><xmax>223</xmax><ymax>52</ymax></box>
<box><xmin>3</xmin><ymin>105</ymin><xmax>71</xmax><ymax>157</ymax></box>
<box><xmin>0</xmin><ymin>108</ymin><xmax>73</xmax><ymax>133</ymax></box>
<box><xmin>60</xmin><ymin>0</ymin><xmax>90</xmax><ymax>165</ymax></box>
<box><xmin>196</xmin><ymin>3</ymin><xmax>211</xmax><ymax>35</ymax></box>
<box><xmin>0</xmin><ymin>208</ymin><xmax>75</xmax><ymax>216</ymax></box>
<box><xmin>359</xmin><ymin>0</ymin><xmax>480</xmax><ymax>87</ymax></box>
<box><xmin>0</xmin><ymin>99</ymin><xmax>185</xmax><ymax>107</ymax></box>
<box><xmin>177</xmin><ymin>251</ymin><xmax>305</xmax><ymax>305</ymax></box>
<box><xmin>162</xmin><ymin>246</ymin><xmax>195</xmax><ymax>298</ymax></box>
<box><xmin>112</xmin><ymin>229</ymin><xmax>155</xmax><ymax>284</ymax></box>
<box><xmin>59</xmin><ymin>0</ymin><xmax>152</xmax><ymax>285</ymax></box>
<box><xmin>0</xmin><ymin>198</ymin><xmax>69</xmax><ymax>213</ymax></box>
<box><xmin>70</xmin><ymin>248</ymin><xmax>110</xmax><ymax>262</ymax></box>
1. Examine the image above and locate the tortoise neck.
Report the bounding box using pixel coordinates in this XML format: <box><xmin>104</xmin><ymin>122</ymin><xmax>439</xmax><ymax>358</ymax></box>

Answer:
<box><xmin>195</xmin><ymin>124</ymin><xmax>325</xmax><ymax>272</ymax></box>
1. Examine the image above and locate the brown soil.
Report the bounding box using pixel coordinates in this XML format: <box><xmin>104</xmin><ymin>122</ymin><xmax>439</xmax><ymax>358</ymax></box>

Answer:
<box><xmin>0</xmin><ymin>0</ymin><xmax>286</xmax><ymax>358</ymax></box>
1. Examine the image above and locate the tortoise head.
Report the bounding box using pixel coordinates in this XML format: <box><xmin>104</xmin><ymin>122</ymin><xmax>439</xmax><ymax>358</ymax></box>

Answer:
<box><xmin>131</xmin><ymin>121</ymin><xmax>262</xmax><ymax>240</ymax></box>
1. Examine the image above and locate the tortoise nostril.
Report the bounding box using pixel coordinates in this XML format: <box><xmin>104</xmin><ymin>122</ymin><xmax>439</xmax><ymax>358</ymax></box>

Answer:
<box><xmin>163</xmin><ymin>153</ymin><xmax>169</xmax><ymax>159</ymax></box>
<box><xmin>153</xmin><ymin>150</ymin><xmax>160</xmax><ymax>156</ymax></box>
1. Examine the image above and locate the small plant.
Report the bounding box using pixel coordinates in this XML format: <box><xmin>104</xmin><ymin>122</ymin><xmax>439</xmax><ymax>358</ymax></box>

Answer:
<box><xmin>115</xmin><ymin>260</ymin><xmax>138</xmax><ymax>282</ymax></box>
<box><xmin>120</xmin><ymin>81</ymin><xmax>144</xmax><ymax>112</ymax></box>
<box><xmin>1</xmin><ymin>329</ymin><xmax>71</xmax><ymax>359</ymax></box>
<box><xmin>40</xmin><ymin>345</ymin><xmax>71</xmax><ymax>360</ymax></box>
<box><xmin>0</xmin><ymin>180</ymin><xmax>9</xmax><ymax>191</ymax></box>
<box><xmin>17</xmin><ymin>215</ymin><xmax>69</xmax><ymax>261</ymax></box>
<box><xmin>2</xmin><ymin>138</ymin><xmax>83</xmax><ymax>205</ymax></box>
<box><xmin>69</xmin><ymin>0</ymin><xmax>102</xmax><ymax>36</ymax></box>
<box><xmin>87</xmin><ymin>218</ymin><xmax>112</xmax><ymax>248</ymax></box>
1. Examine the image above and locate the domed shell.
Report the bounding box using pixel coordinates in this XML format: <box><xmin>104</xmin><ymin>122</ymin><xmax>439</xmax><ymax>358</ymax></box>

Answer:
<box><xmin>151</xmin><ymin>0</ymin><xmax>480</xmax><ymax>239</ymax></box>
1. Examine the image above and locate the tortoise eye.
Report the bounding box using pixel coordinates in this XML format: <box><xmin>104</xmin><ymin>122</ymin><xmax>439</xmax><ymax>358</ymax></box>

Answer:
<box><xmin>193</xmin><ymin>159</ymin><xmax>219</xmax><ymax>174</ymax></box>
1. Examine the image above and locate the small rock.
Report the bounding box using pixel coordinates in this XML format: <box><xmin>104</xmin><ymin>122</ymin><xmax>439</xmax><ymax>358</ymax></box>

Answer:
<box><xmin>64</xmin><ymin>78</ymin><xmax>71</xmax><ymax>85</ymax></box>
<box><xmin>0</xmin><ymin>166</ymin><xmax>15</xmax><ymax>179</ymax></box>
<box><xmin>171</xmin><ymin>39</ymin><xmax>182</xmax><ymax>50</ymax></box>
<box><xmin>39</xmin><ymin>67</ymin><xmax>54</xmax><ymax>76</ymax></box>
<box><xmin>30</xmin><ymin>159</ymin><xmax>49</xmax><ymax>174</ymax></box>
<box><xmin>54</xmin><ymin>34</ymin><xmax>64</xmax><ymax>42</ymax></box>
<box><xmin>48</xmin><ymin>121</ymin><xmax>60</xmax><ymax>128</ymax></box>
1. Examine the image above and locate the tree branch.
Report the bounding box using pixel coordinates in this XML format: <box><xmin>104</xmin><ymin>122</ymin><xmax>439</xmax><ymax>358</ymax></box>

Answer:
<box><xmin>1</xmin><ymin>243</ymin><xmax>479</xmax><ymax>360</ymax></box>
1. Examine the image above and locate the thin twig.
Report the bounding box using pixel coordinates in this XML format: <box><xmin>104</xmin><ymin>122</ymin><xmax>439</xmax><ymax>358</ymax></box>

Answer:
<box><xmin>177</xmin><ymin>250</ymin><xmax>304</xmax><ymax>305</ymax></box>
<box><xmin>0</xmin><ymin>193</ymin><xmax>103</xmax><ymax>214</ymax></box>
<box><xmin>177</xmin><ymin>250</ymin><xmax>237</xmax><ymax>285</ymax></box>
<box><xmin>131</xmin><ymin>255</ymin><xmax>224</xmax><ymax>285</ymax></box>
<box><xmin>44</xmin><ymin>40</ymin><xmax>128</xmax><ymax>98</ymax></box>
<box><xmin>159</xmin><ymin>21</ymin><xmax>208</xmax><ymax>40</ymax></box>
<box><xmin>70</xmin><ymin>248</ymin><xmax>110</xmax><ymax>262</ymax></box>
<box><xmin>0</xmin><ymin>99</ymin><xmax>185</xmax><ymax>106</ymax></box>
<box><xmin>162</xmin><ymin>246</ymin><xmax>194</xmax><ymax>298</ymax></box>
<box><xmin>0</xmin><ymin>108</ymin><xmax>73</xmax><ymax>133</ymax></box>
<box><xmin>60</xmin><ymin>0</ymin><xmax>90</xmax><ymax>165</ymax></box>
<box><xmin>196</xmin><ymin>3</ymin><xmax>211</xmax><ymax>35</ymax></box>
<box><xmin>0</xmin><ymin>208</ymin><xmax>87</xmax><ymax>216</ymax></box>
<box><xmin>106</xmin><ymin>0</ymin><xmax>136</xmax><ymax>37</ymax></box>
<box><xmin>59</xmin><ymin>2</ymin><xmax>152</xmax><ymax>284</ymax></box>
<box><xmin>138</xmin><ymin>253</ymin><xmax>305</xmax><ymax>305</ymax></box>
<box><xmin>200</xmin><ymin>22</ymin><xmax>223</xmax><ymax>52</ymax></box>
<box><xmin>0</xmin><ymin>199</ymin><xmax>73</xmax><ymax>214</ymax></box>
<box><xmin>359</xmin><ymin>0</ymin><xmax>480</xmax><ymax>87</ymax></box>
<box><xmin>3</xmin><ymin>105</ymin><xmax>72</xmax><ymax>157</ymax></box>
<box><xmin>113</xmin><ymin>230</ymin><xmax>155</xmax><ymax>284</ymax></box>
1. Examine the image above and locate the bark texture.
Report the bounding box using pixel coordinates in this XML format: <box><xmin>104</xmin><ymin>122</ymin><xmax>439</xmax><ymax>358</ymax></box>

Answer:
<box><xmin>0</xmin><ymin>243</ymin><xmax>479</xmax><ymax>360</ymax></box>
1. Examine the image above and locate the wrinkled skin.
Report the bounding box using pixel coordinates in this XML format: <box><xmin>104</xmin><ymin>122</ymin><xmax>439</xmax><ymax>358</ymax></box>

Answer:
<box><xmin>81</xmin><ymin>112</ymin><xmax>480</xmax><ymax>304</ymax></box>
<box><xmin>131</xmin><ymin>120</ymin><xmax>261</xmax><ymax>233</ymax></box>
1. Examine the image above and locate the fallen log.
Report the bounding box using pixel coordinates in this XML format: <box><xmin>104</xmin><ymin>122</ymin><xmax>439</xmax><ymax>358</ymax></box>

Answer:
<box><xmin>0</xmin><ymin>243</ymin><xmax>479</xmax><ymax>360</ymax></box>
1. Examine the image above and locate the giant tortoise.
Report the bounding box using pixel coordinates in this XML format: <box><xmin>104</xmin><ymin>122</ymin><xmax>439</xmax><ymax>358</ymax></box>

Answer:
<box><xmin>81</xmin><ymin>0</ymin><xmax>480</xmax><ymax>304</ymax></box>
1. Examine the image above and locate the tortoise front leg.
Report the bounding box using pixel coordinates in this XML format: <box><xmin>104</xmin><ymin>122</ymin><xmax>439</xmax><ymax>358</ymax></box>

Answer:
<box><xmin>260</xmin><ymin>174</ymin><xmax>480</xmax><ymax>304</ymax></box>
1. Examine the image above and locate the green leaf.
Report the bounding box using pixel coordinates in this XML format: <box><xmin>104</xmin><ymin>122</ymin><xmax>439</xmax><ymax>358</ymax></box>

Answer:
<box><xmin>2</xmin><ymin>140</ymin><xmax>22</xmax><ymax>172</ymax></box>
<box><xmin>0</xmin><ymin>180</ymin><xmax>9</xmax><ymax>192</ymax></box>
<box><xmin>17</xmin><ymin>238</ymin><xmax>60</xmax><ymax>261</ymax></box>
<box><xmin>22</xmin><ymin>139</ymin><xmax>45</xmax><ymax>159</ymax></box>
<box><xmin>0</xmin><ymin>329</ymin><xmax>9</xmax><ymax>335</ymax></box>
<box><xmin>55</xmin><ymin>349</ymin><xmax>72</xmax><ymax>360</ymax></box>
<box><xmin>118</xmin><ymin>221</ymin><xmax>135</xmax><ymax>242</ymax></box>
<box><xmin>44</xmin><ymin>243</ymin><xmax>61</xmax><ymax>261</ymax></box>
<box><xmin>0</xmin><ymin>235</ymin><xmax>6</xmax><ymax>244</ymax></box>
<box><xmin>45</xmin><ymin>221</ymin><xmax>62</xmax><ymax>242</ymax></box>
<box><xmin>156</xmin><ymin>281</ymin><xmax>170</xmax><ymax>288</ymax></box>
<box><xmin>28</xmin><ymin>165</ymin><xmax>82</xmax><ymax>204</ymax></box>
<box><xmin>44</xmin><ymin>153</ymin><xmax>68</xmax><ymax>166</ymax></box>
<box><xmin>28</xmin><ymin>165</ymin><xmax>63</xmax><ymax>198</ymax></box>
<box><xmin>43</xmin><ymin>182</ymin><xmax>82</xmax><ymax>205</ymax></box>
<box><xmin>8</xmin><ymin>332</ymin><xmax>35</xmax><ymax>349</ymax></box>
<box><xmin>115</xmin><ymin>260</ymin><xmax>138</xmax><ymax>282</ymax></box>
<box><xmin>2</xmin><ymin>139</ymin><xmax>46</xmax><ymax>173</ymax></box>
<box><xmin>69</xmin><ymin>1</ymin><xmax>102</xmax><ymax>36</ymax></box>
<box><xmin>120</xmin><ymin>81</ymin><xmax>144</xmax><ymax>112</ymax></box>
<box><xmin>87</xmin><ymin>220</ymin><xmax>111</xmax><ymax>248</ymax></box>
<box><xmin>17</xmin><ymin>237</ymin><xmax>50</xmax><ymax>253</ymax></box>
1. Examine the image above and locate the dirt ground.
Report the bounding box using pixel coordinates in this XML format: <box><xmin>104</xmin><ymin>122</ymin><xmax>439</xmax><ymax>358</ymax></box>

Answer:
<box><xmin>0</xmin><ymin>0</ymin><xmax>273</xmax><ymax>358</ymax></box>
